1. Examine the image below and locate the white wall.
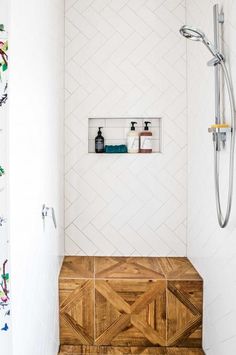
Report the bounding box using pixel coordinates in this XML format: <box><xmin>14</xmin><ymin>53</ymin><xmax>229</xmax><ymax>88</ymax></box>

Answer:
<box><xmin>65</xmin><ymin>0</ymin><xmax>188</xmax><ymax>257</ymax></box>
<box><xmin>9</xmin><ymin>1</ymin><xmax>64</xmax><ymax>354</ymax></box>
<box><xmin>0</xmin><ymin>1</ymin><xmax>10</xmax><ymax>353</ymax></box>
<box><xmin>187</xmin><ymin>0</ymin><xmax>236</xmax><ymax>353</ymax></box>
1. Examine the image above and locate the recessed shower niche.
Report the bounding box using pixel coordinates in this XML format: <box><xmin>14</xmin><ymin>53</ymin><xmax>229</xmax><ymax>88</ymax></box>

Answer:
<box><xmin>88</xmin><ymin>117</ymin><xmax>162</xmax><ymax>154</ymax></box>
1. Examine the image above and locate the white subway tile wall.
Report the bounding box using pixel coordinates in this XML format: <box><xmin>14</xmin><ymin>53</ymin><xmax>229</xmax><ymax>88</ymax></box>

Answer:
<box><xmin>187</xmin><ymin>0</ymin><xmax>236</xmax><ymax>354</ymax></box>
<box><xmin>65</xmin><ymin>0</ymin><xmax>187</xmax><ymax>256</ymax></box>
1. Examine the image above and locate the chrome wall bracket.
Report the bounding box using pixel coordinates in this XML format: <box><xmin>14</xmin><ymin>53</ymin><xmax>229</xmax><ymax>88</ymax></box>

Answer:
<box><xmin>42</xmin><ymin>204</ymin><xmax>57</xmax><ymax>229</ymax></box>
<box><xmin>0</xmin><ymin>216</ymin><xmax>7</xmax><ymax>226</ymax></box>
<box><xmin>208</xmin><ymin>125</ymin><xmax>232</xmax><ymax>150</ymax></box>
<box><xmin>218</xmin><ymin>11</ymin><xmax>224</xmax><ymax>24</ymax></box>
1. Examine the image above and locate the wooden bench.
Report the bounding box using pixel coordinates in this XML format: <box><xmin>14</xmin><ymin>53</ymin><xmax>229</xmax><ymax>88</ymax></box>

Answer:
<box><xmin>59</xmin><ymin>257</ymin><xmax>204</xmax><ymax>353</ymax></box>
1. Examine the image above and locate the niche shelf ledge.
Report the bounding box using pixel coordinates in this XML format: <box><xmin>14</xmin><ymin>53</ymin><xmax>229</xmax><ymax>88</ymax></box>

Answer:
<box><xmin>88</xmin><ymin>117</ymin><xmax>162</xmax><ymax>154</ymax></box>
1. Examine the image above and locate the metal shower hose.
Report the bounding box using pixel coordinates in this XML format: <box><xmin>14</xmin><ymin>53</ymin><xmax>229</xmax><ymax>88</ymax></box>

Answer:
<box><xmin>213</xmin><ymin>61</ymin><xmax>236</xmax><ymax>227</ymax></box>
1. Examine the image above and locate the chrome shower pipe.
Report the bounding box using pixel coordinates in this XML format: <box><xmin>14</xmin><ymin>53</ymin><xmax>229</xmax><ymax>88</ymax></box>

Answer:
<box><xmin>214</xmin><ymin>4</ymin><xmax>221</xmax><ymax>126</ymax></box>
<box><xmin>213</xmin><ymin>4</ymin><xmax>224</xmax><ymax>133</ymax></box>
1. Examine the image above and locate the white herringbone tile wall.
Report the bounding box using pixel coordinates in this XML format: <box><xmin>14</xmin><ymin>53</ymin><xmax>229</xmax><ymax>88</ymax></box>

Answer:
<box><xmin>187</xmin><ymin>0</ymin><xmax>236</xmax><ymax>354</ymax></box>
<box><xmin>65</xmin><ymin>0</ymin><xmax>187</xmax><ymax>256</ymax></box>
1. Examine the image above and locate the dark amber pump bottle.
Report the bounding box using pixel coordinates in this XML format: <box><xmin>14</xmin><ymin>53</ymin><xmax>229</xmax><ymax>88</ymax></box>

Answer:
<box><xmin>95</xmin><ymin>127</ymin><xmax>104</xmax><ymax>153</ymax></box>
<box><xmin>140</xmin><ymin>121</ymin><xmax>152</xmax><ymax>153</ymax></box>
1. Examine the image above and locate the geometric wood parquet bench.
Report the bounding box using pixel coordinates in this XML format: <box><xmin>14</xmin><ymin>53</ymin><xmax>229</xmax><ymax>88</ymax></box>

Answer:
<box><xmin>59</xmin><ymin>257</ymin><xmax>204</xmax><ymax>354</ymax></box>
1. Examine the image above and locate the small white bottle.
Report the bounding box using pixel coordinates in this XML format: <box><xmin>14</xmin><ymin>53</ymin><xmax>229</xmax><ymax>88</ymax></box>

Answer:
<box><xmin>127</xmin><ymin>121</ymin><xmax>139</xmax><ymax>153</ymax></box>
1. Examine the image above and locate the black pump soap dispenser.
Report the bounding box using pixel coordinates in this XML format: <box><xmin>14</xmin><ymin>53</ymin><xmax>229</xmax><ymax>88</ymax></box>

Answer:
<box><xmin>95</xmin><ymin>127</ymin><xmax>104</xmax><ymax>153</ymax></box>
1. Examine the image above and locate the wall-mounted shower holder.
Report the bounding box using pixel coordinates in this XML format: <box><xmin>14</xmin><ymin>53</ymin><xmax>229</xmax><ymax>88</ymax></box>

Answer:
<box><xmin>42</xmin><ymin>204</ymin><xmax>57</xmax><ymax>229</ymax></box>
<box><xmin>208</xmin><ymin>123</ymin><xmax>231</xmax><ymax>150</ymax></box>
<box><xmin>0</xmin><ymin>215</ymin><xmax>7</xmax><ymax>226</ymax></box>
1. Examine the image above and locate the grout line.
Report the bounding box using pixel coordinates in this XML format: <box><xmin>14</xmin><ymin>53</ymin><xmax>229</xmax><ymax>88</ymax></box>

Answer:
<box><xmin>60</xmin><ymin>276</ymin><xmax>202</xmax><ymax>281</ymax></box>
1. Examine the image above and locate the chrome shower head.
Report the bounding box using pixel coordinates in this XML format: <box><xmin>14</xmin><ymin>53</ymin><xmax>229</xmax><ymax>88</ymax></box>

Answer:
<box><xmin>179</xmin><ymin>25</ymin><xmax>224</xmax><ymax>62</ymax></box>
<box><xmin>180</xmin><ymin>25</ymin><xmax>205</xmax><ymax>41</ymax></box>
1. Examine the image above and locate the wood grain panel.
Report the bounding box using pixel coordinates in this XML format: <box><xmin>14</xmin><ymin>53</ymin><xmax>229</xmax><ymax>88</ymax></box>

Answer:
<box><xmin>167</xmin><ymin>350</ymin><xmax>204</xmax><ymax>355</ymax></box>
<box><xmin>167</xmin><ymin>280</ymin><xmax>203</xmax><ymax>347</ymax></box>
<box><xmin>95</xmin><ymin>279</ymin><xmax>166</xmax><ymax>346</ymax></box>
<box><xmin>60</xmin><ymin>256</ymin><xmax>94</xmax><ymax>279</ymax></box>
<box><xmin>59</xmin><ymin>345</ymin><xmax>205</xmax><ymax>354</ymax></box>
<box><xmin>95</xmin><ymin>257</ymin><xmax>165</xmax><ymax>279</ymax></box>
<box><xmin>60</xmin><ymin>279</ymin><xmax>94</xmax><ymax>345</ymax></box>
<box><xmin>159</xmin><ymin>258</ymin><xmax>202</xmax><ymax>281</ymax></box>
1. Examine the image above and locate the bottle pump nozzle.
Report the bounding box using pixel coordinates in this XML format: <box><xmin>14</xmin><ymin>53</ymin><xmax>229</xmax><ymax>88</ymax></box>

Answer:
<box><xmin>144</xmin><ymin>121</ymin><xmax>151</xmax><ymax>130</ymax></box>
<box><xmin>131</xmin><ymin>122</ymin><xmax>137</xmax><ymax>130</ymax></box>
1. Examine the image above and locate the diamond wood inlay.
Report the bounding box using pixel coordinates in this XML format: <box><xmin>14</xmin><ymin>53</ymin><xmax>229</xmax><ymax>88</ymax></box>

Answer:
<box><xmin>59</xmin><ymin>257</ymin><xmax>203</xmax><ymax>351</ymax></box>
<box><xmin>167</xmin><ymin>281</ymin><xmax>203</xmax><ymax>348</ymax></box>
<box><xmin>60</xmin><ymin>278</ymin><xmax>94</xmax><ymax>345</ymax></box>
<box><xmin>95</xmin><ymin>279</ymin><xmax>166</xmax><ymax>346</ymax></box>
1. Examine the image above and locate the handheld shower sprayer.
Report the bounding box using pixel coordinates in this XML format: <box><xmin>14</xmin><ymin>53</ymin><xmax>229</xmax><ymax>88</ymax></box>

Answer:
<box><xmin>179</xmin><ymin>4</ymin><xmax>236</xmax><ymax>228</ymax></box>
<box><xmin>180</xmin><ymin>25</ymin><xmax>224</xmax><ymax>64</ymax></box>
